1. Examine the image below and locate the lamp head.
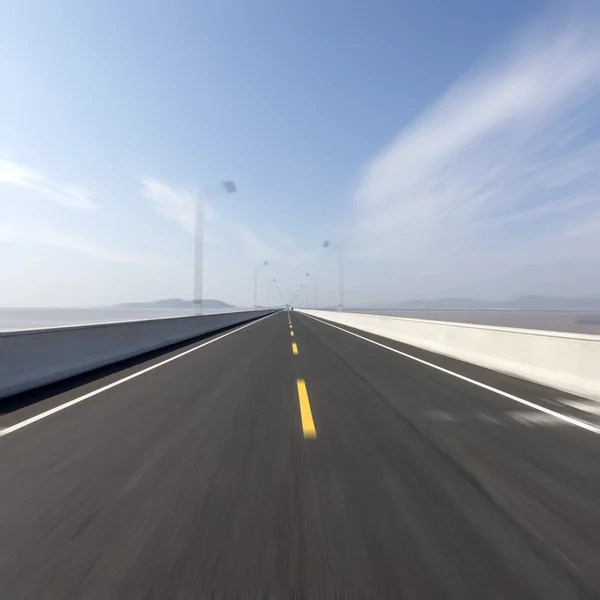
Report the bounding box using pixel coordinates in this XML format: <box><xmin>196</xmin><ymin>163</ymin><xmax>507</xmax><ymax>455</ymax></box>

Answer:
<box><xmin>221</xmin><ymin>181</ymin><xmax>237</xmax><ymax>194</ymax></box>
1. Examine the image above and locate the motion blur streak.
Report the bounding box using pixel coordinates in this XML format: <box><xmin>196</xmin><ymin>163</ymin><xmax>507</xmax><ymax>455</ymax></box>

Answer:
<box><xmin>1</xmin><ymin>313</ymin><xmax>600</xmax><ymax>597</ymax></box>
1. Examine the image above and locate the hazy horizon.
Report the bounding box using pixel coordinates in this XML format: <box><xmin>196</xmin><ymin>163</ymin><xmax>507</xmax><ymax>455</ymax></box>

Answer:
<box><xmin>3</xmin><ymin>293</ymin><xmax>600</xmax><ymax>311</ymax></box>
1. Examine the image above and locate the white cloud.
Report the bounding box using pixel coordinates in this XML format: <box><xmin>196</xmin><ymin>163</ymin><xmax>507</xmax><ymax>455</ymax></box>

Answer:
<box><xmin>0</xmin><ymin>159</ymin><xmax>97</xmax><ymax>210</ymax></box>
<box><xmin>141</xmin><ymin>177</ymin><xmax>199</xmax><ymax>234</ymax></box>
<box><xmin>227</xmin><ymin>222</ymin><xmax>313</xmax><ymax>266</ymax></box>
<box><xmin>0</xmin><ymin>221</ymin><xmax>165</xmax><ymax>268</ymax></box>
<box><xmin>353</xmin><ymin>8</ymin><xmax>600</xmax><ymax>295</ymax></box>
<box><xmin>141</xmin><ymin>177</ymin><xmax>310</xmax><ymax>266</ymax></box>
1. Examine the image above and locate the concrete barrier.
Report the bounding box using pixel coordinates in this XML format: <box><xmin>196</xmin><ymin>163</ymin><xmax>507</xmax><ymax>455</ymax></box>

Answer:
<box><xmin>299</xmin><ymin>310</ymin><xmax>600</xmax><ymax>399</ymax></box>
<box><xmin>0</xmin><ymin>310</ymin><xmax>275</xmax><ymax>399</ymax></box>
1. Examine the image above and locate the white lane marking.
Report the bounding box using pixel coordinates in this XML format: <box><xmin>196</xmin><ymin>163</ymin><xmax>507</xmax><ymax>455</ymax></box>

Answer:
<box><xmin>425</xmin><ymin>409</ymin><xmax>564</xmax><ymax>427</ymax></box>
<box><xmin>0</xmin><ymin>312</ymin><xmax>279</xmax><ymax>440</ymax></box>
<box><xmin>424</xmin><ymin>410</ymin><xmax>457</xmax><ymax>422</ymax></box>
<box><xmin>477</xmin><ymin>413</ymin><xmax>502</xmax><ymax>425</ymax></box>
<box><xmin>508</xmin><ymin>411</ymin><xmax>564</xmax><ymax>427</ymax></box>
<box><xmin>559</xmin><ymin>400</ymin><xmax>600</xmax><ymax>415</ymax></box>
<box><xmin>304</xmin><ymin>314</ymin><xmax>600</xmax><ymax>435</ymax></box>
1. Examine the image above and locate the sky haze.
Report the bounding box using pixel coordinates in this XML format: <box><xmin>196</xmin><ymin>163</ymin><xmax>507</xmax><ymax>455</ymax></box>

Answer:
<box><xmin>2</xmin><ymin>0</ymin><xmax>599</xmax><ymax>307</ymax></box>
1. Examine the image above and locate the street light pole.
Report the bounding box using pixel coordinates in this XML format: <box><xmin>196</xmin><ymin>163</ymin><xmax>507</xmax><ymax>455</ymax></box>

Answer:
<box><xmin>253</xmin><ymin>261</ymin><xmax>269</xmax><ymax>308</ymax></box>
<box><xmin>272</xmin><ymin>279</ymin><xmax>285</xmax><ymax>306</ymax></box>
<box><xmin>290</xmin><ymin>287</ymin><xmax>301</xmax><ymax>307</ymax></box>
<box><xmin>271</xmin><ymin>279</ymin><xmax>282</xmax><ymax>308</ymax></box>
<box><xmin>194</xmin><ymin>195</ymin><xmax>205</xmax><ymax>309</ymax></box>
<box><xmin>305</xmin><ymin>272</ymin><xmax>317</xmax><ymax>308</ymax></box>
<box><xmin>322</xmin><ymin>240</ymin><xmax>344</xmax><ymax>311</ymax></box>
<box><xmin>194</xmin><ymin>180</ymin><xmax>237</xmax><ymax>310</ymax></box>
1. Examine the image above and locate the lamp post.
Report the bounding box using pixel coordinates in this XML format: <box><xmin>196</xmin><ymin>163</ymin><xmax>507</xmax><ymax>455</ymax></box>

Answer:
<box><xmin>290</xmin><ymin>286</ymin><xmax>301</xmax><ymax>307</ymax></box>
<box><xmin>301</xmin><ymin>284</ymin><xmax>308</xmax><ymax>309</ymax></box>
<box><xmin>322</xmin><ymin>240</ymin><xmax>343</xmax><ymax>311</ymax></box>
<box><xmin>253</xmin><ymin>261</ymin><xmax>269</xmax><ymax>308</ymax></box>
<box><xmin>266</xmin><ymin>279</ymin><xmax>270</xmax><ymax>309</ymax></box>
<box><xmin>305</xmin><ymin>272</ymin><xmax>317</xmax><ymax>308</ymax></box>
<box><xmin>271</xmin><ymin>278</ymin><xmax>285</xmax><ymax>308</ymax></box>
<box><xmin>194</xmin><ymin>180</ymin><xmax>237</xmax><ymax>310</ymax></box>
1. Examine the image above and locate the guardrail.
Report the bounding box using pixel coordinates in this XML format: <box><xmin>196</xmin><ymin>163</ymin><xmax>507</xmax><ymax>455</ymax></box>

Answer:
<box><xmin>299</xmin><ymin>310</ymin><xmax>600</xmax><ymax>400</ymax></box>
<box><xmin>0</xmin><ymin>310</ymin><xmax>275</xmax><ymax>399</ymax></box>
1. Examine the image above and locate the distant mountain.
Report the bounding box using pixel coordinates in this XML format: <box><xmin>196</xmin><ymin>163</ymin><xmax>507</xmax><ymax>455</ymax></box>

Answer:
<box><xmin>504</xmin><ymin>296</ymin><xmax>600</xmax><ymax>310</ymax></box>
<box><xmin>116</xmin><ymin>298</ymin><xmax>235</xmax><ymax>309</ymax></box>
<box><xmin>362</xmin><ymin>296</ymin><xmax>600</xmax><ymax>311</ymax></box>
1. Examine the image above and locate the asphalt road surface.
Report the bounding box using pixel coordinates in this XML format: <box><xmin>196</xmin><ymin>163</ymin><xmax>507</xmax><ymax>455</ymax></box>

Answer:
<box><xmin>2</xmin><ymin>311</ymin><xmax>600</xmax><ymax>598</ymax></box>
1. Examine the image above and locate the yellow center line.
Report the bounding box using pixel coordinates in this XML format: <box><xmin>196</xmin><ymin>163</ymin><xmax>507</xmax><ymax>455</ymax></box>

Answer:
<box><xmin>292</xmin><ymin>342</ymin><xmax>298</xmax><ymax>355</ymax></box>
<box><xmin>296</xmin><ymin>379</ymin><xmax>316</xmax><ymax>438</ymax></box>
<box><xmin>290</xmin><ymin>330</ymin><xmax>294</xmax><ymax>336</ymax></box>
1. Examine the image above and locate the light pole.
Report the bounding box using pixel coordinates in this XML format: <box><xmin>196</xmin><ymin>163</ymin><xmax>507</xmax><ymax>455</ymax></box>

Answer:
<box><xmin>305</xmin><ymin>272</ymin><xmax>317</xmax><ymax>308</ymax></box>
<box><xmin>253</xmin><ymin>261</ymin><xmax>269</xmax><ymax>308</ymax></box>
<box><xmin>271</xmin><ymin>278</ymin><xmax>285</xmax><ymax>308</ymax></box>
<box><xmin>290</xmin><ymin>286</ymin><xmax>301</xmax><ymax>307</ymax></box>
<box><xmin>322</xmin><ymin>240</ymin><xmax>344</xmax><ymax>311</ymax></box>
<box><xmin>266</xmin><ymin>279</ymin><xmax>270</xmax><ymax>309</ymax></box>
<box><xmin>194</xmin><ymin>180</ymin><xmax>237</xmax><ymax>310</ymax></box>
<box><xmin>301</xmin><ymin>284</ymin><xmax>308</xmax><ymax>309</ymax></box>
<box><xmin>265</xmin><ymin>277</ymin><xmax>276</xmax><ymax>309</ymax></box>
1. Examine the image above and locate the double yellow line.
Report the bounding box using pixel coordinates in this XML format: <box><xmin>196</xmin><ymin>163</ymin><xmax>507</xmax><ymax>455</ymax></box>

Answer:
<box><xmin>289</xmin><ymin>313</ymin><xmax>317</xmax><ymax>439</ymax></box>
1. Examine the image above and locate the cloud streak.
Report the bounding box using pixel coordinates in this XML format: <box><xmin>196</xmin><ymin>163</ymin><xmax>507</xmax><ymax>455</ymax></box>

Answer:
<box><xmin>0</xmin><ymin>159</ymin><xmax>97</xmax><ymax>210</ymax></box>
<box><xmin>141</xmin><ymin>177</ymin><xmax>310</xmax><ymax>266</ymax></box>
<box><xmin>354</xmin><ymin>7</ymin><xmax>600</xmax><ymax>291</ymax></box>
<box><xmin>141</xmin><ymin>177</ymin><xmax>200</xmax><ymax>234</ymax></box>
<box><xmin>0</xmin><ymin>221</ymin><xmax>165</xmax><ymax>268</ymax></box>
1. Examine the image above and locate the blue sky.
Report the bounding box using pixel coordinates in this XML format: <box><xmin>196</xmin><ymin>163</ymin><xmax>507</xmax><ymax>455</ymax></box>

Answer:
<box><xmin>2</xmin><ymin>0</ymin><xmax>600</xmax><ymax>307</ymax></box>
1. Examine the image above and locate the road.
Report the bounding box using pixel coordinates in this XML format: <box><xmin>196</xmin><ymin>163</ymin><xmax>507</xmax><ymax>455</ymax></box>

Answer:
<box><xmin>2</xmin><ymin>311</ymin><xmax>600</xmax><ymax>598</ymax></box>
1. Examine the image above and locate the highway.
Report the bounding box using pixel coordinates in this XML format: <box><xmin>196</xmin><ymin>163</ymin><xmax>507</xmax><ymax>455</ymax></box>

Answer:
<box><xmin>1</xmin><ymin>311</ymin><xmax>600</xmax><ymax>598</ymax></box>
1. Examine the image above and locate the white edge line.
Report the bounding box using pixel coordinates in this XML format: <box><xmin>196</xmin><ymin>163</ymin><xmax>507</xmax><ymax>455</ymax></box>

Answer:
<box><xmin>304</xmin><ymin>313</ymin><xmax>600</xmax><ymax>435</ymax></box>
<box><xmin>0</xmin><ymin>311</ymin><xmax>280</xmax><ymax>439</ymax></box>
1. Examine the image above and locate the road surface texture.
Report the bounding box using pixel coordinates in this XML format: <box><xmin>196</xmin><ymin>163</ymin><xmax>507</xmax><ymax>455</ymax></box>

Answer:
<box><xmin>346</xmin><ymin>308</ymin><xmax>600</xmax><ymax>335</ymax></box>
<box><xmin>2</xmin><ymin>311</ymin><xmax>600</xmax><ymax>598</ymax></box>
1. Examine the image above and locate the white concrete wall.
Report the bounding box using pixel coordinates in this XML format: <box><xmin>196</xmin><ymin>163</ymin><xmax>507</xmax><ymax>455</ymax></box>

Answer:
<box><xmin>0</xmin><ymin>310</ymin><xmax>274</xmax><ymax>399</ymax></box>
<box><xmin>299</xmin><ymin>310</ymin><xmax>600</xmax><ymax>399</ymax></box>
